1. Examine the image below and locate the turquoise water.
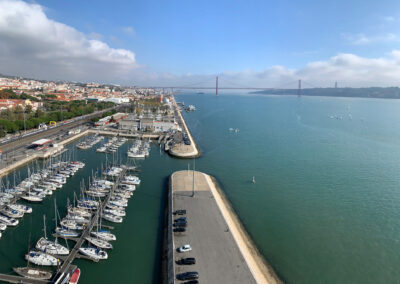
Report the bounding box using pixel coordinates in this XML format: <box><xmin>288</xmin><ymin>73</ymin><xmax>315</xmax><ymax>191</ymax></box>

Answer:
<box><xmin>180</xmin><ymin>93</ymin><xmax>400</xmax><ymax>284</ymax></box>
<box><xmin>1</xmin><ymin>93</ymin><xmax>400</xmax><ymax>284</ymax></box>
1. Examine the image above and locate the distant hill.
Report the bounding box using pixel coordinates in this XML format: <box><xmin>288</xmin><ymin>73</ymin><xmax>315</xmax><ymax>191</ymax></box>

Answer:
<box><xmin>252</xmin><ymin>87</ymin><xmax>400</xmax><ymax>99</ymax></box>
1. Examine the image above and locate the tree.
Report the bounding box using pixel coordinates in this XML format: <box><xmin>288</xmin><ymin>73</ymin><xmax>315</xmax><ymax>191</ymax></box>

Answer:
<box><xmin>25</xmin><ymin>104</ymin><xmax>33</xmax><ymax>114</ymax></box>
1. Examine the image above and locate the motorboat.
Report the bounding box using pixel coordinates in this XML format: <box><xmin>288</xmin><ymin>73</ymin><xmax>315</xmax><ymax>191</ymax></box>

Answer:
<box><xmin>69</xmin><ymin>268</ymin><xmax>81</xmax><ymax>284</ymax></box>
<box><xmin>25</xmin><ymin>251</ymin><xmax>59</xmax><ymax>266</ymax></box>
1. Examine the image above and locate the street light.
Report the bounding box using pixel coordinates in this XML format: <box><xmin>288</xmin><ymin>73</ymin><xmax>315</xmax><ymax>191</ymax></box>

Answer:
<box><xmin>192</xmin><ymin>158</ymin><xmax>195</xmax><ymax>197</ymax></box>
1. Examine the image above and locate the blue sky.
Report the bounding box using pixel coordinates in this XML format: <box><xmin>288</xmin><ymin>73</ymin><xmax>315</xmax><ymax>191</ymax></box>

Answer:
<box><xmin>1</xmin><ymin>0</ymin><xmax>400</xmax><ymax>86</ymax></box>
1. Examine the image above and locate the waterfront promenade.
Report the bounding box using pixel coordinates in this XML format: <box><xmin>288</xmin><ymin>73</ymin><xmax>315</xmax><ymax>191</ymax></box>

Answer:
<box><xmin>168</xmin><ymin>170</ymin><xmax>281</xmax><ymax>284</ymax></box>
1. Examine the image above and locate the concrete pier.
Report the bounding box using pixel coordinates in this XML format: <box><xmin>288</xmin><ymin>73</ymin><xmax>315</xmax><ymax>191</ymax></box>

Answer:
<box><xmin>168</xmin><ymin>97</ymin><xmax>200</xmax><ymax>159</ymax></box>
<box><xmin>167</xmin><ymin>170</ymin><xmax>281</xmax><ymax>284</ymax></box>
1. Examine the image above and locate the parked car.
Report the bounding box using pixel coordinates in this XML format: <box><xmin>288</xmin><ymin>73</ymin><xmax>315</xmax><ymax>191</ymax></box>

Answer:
<box><xmin>177</xmin><ymin>257</ymin><xmax>196</xmax><ymax>265</ymax></box>
<box><xmin>177</xmin><ymin>272</ymin><xmax>199</xmax><ymax>281</ymax></box>
<box><xmin>183</xmin><ymin>281</ymin><xmax>199</xmax><ymax>284</ymax></box>
<box><xmin>174</xmin><ymin>217</ymin><xmax>187</xmax><ymax>222</ymax></box>
<box><xmin>173</xmin><ymin>222</ymin><xmax>187</xmax><ymax>227</ymax></box>
<box><xmin>173</xmin><ymin>227</ymin><xmax>186</xmax><ymax>233</ymax></box>
<box><xmin>173</xmin><ymin>209</ymin><xmax>186</xmax><ymax>215</ymax></box>
<box><xmin>177</xmin><ymin>244</ymin><xmax>192</xmax><ymax>253</ymax></box>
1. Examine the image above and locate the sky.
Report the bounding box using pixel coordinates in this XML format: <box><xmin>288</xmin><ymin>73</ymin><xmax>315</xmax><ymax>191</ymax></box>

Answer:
<box><xmin>1</xmin><ymin>0</ymin><xmax>400</xmax><ymax>87</ymax></box>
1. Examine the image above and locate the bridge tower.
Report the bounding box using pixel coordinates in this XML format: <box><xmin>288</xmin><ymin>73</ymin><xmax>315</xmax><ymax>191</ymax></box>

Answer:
<box><xmin>216</xmin><ymin>76</ymin><xmax>218</xmax><ymax>96</ymax></box>
<box><xmin>335</xmin><ymin>81</ymin><xmax>338</xmax><ymax>88</ymax></box>
<box><xmin>297</xmin><ymin>79</ymin><xmax>301</xmax><ymax>97</ymax></box>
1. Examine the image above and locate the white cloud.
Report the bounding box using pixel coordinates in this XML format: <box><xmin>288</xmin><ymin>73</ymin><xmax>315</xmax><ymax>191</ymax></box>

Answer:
<box><xmin>383</xmin><ymin>16</ymin><xmax>395</xmax><ymax>22</ymax></box>
<box><xmin>130</xmin><ymin>52</ymin><xmax>400</xmax><ymax>88</ymax></box>
<box><xmin>121</xmin><ymin>26</ymin><xmax>135</xmax><ymax>36</ymax></box>
<box><xmin>343</xmin><ymin>32</ymin><xmax>399</xmax><ymax>45</ymax></box>
<box><xmin>0</xmin><ymin>0</ymin><xmax>137</xmax><ymax>82</ymax></box>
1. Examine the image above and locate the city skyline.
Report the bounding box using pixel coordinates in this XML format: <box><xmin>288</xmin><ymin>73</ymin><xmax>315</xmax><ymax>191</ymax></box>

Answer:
<box><xmin>1</xmin><ymin>0</ymin><xmax>400</xmax><ymax>87</ymax></box>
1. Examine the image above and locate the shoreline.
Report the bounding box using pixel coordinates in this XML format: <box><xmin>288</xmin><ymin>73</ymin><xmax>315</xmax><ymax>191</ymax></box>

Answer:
<box><xmin>204</xmin><ymin>173</ymin><xmax>282</xmax><ymax>284</ymax></box>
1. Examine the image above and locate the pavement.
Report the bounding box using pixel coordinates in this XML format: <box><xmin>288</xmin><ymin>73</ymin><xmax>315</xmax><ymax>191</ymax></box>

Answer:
<box><xmin>171</xmin><ymin>170</ymin><xmax>258</xmax><ymax>284</ymax></box>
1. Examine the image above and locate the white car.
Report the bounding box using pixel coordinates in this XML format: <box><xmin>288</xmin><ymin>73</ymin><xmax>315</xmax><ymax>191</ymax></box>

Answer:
<box><xmin>177</xmin><ymin>244</ymin><xmax>192</xmax><ymax>253</ymax></box>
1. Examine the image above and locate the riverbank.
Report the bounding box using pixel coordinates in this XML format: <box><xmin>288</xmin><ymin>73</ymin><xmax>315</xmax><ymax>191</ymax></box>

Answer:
<box><xmin>167</xmin><ymin>170</ymin><xmax>281</xmax><ymax>283</ymax></box>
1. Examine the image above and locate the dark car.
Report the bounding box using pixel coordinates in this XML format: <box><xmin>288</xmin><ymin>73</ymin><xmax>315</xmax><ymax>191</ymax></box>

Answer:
<box><xmin>173</xmin><ymin>209</ymin><xmax>186</xmax><ymax>215</ymax></box>
<box><xmin>174</xmin><ymin>217</ymin><xmax>187</xmax><ymax>223</ymax></box>
<box><xmin>177</xmin><ymin>257</ymin><xmax>196</xmax><ymax>265</ymax></box>
<box><xmin>173</xmin><ymin>227</ymin><xmax>186</xmax><ymax>233</ymax></box>
<box><xmin>184</xmin><ymin>140</ymin><xmax>191</xmax><ymax>145</ymax></box>
<box><xmin>183</xmin><ymin>281</ymin><xmax>199</xmax><ymax>284</ymax></box>
<box><xmin>177</xmin><ymin>272</ymin><xmax>199</xmax><ymax>281</ymax></box>
<box><xmin>173</xmin><ymin>222</ymin><xmax>187</xmax><ymax>227</ymax></box>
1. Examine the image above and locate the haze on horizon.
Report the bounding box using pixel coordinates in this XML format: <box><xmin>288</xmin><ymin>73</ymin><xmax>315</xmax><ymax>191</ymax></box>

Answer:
<box><xmin>1</xmin><ymin>0</ymin><xmax>400</xmax><ymax>88</ymax></box>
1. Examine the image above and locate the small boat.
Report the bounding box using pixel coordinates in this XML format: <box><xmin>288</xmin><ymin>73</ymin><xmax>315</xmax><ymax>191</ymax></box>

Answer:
<box><xmin>25</xmin><ymin>251</ymin><xmax>59</xmax><ymax>266</ymax></box>
<box><xmin>91</xmin><ymin>230</ymin><xmax>116</xmax><ymax>241</ymax></box>
<box><xmin>0</xmin><ymin>214</ymin><xmax>18</xmax><ymax>226</ymax></box>
<box><xmin>8</xmin><ymin>204</ymin><xmax>32</xmax><ymax>213</ymax></box>
<box><xmin>36</xmin><ymin>237</ymin><xmax>69</xmax><ymax>255</ymax></box>
<box><xmin>102</xmin><ymin>213</ymin><xmax>123</xmax><ymax>223</ymax></box>
<box><xmin>252</xmin><ymin>176</ymin><xmax>256</xmax><ymax>184</ymax></box>
<box><xmin>36</xmin><ymin>215</ymin><xmax>69</xmax><ymax>255</ymax></box>
<box><xmin>103</xmin><ymin>208</ymin><xmax>125</xmax><ymax>217</ymax></box>
<box><xmin>78</xmin><ymin>247</ymin><xmax>108</xmax><ymax>260</ymax></box>
<box><xmin>69</xmin><ymin>268</ymin><xmax>81</xmax><ymax>284</ymax></box>
<box><xmin>55</xmin><ymin>227</ymin><xmax>80</xmax><ymax>237</ymax></box>
<box><xmin>60</xmin><ymin>219</ymin><xmax>84</xmax><ymax>231</ymax></box>
<box><xmin>68</xmin><ymin>207</ymin><xmax>92</xmax><ymax>219</ymax></box>
<box><xmin>1</xmin><ymin>207</ymin><xmax>24</xmax><ymax>218</ymax></box>
<box><xmin>13</xmin><ymin>267</ymin><xmax>52</xmax><ymax>280</ymax></box>
<box><xmin>85</xmin><ymin>237</ymin><xmax>113</xmax><ymax>249</ymax></box>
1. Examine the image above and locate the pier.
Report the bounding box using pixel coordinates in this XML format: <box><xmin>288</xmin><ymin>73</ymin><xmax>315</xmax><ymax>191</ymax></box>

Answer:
<box><xmin>167</xmin><ymin>98</ymin><xmax>200</xmax><ymax>159</ymax></box>
<box><xmin>166</xmin><ymin>170</ymin><xmax>281</xmax><ymax>284</ymax></box>
<box><xmin>53</xmin><ymin>168</ymin><xmax>126</xmax><ymax>280</ymax></box>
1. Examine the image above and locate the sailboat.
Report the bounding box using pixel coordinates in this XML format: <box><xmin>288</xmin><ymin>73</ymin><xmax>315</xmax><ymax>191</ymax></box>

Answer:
<box><xmin>36</xmin><ymin>215</ymin><xmax>69</xmax><ymax>255</ymax></box>
<box><xmin>14</xmin><ymin>235</ymin><xmax>53</xmax><ymax>280</ymax></box>
<box><xmin>54</xmin><ymin>199</ymin><xmax>80</xmax><ymax>238</ymax></box>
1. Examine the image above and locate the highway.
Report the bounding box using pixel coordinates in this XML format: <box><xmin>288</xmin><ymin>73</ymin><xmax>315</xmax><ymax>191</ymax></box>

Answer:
<box><xmin>0</xmin><ymin>105</ymin><xmax>125</xmax><ymax>154</ymax></box>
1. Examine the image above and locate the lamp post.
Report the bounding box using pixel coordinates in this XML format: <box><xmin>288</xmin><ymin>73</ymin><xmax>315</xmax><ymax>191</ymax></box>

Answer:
<box><xmin>192</xmin><ymin>158</ymin><xmax>195</xmax><ymax>197</ymax></box>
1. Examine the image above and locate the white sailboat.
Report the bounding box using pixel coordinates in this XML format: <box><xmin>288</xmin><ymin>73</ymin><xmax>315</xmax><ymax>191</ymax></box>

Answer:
<box><xmin>36</xmin><ymin>215</ymin><xmax>69</xmax><ymax>255</ymax></box>
<box><xmin>78</xmin><ymin>247</ymin><xmax>108</xmax><ymax>260</ymax></box>
<box><xmin>25</xmin><ymin>251</ymin><xmax>59</xmax><ymax>266</ymax></box>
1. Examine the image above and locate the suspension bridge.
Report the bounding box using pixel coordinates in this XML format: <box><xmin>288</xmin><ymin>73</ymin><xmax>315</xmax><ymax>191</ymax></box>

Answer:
<box><xmin>140</xmin><ymin>76</ymin><xmax>333</xmax><ymax>96</ymax></box>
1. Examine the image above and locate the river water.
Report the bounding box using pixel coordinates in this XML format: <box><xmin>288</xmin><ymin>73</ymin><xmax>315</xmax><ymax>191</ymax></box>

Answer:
<box><xmin>1</xmin><ymin>93</ymin><xmax>400</xmax><ymax>284</ymax></box>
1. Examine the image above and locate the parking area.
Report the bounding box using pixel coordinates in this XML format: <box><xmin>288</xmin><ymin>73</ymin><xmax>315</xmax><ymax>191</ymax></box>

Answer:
<box><xmin>171</xmin><ymin>171</ymin><xmax>256</xmax><ymax>284</ymax></box>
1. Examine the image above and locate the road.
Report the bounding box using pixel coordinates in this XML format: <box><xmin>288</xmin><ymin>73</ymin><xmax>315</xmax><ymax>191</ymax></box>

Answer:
<box><xmin>0</xmin><ymin>105</ymin><xmax>125</xmax><ymax>154</ymax></box>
